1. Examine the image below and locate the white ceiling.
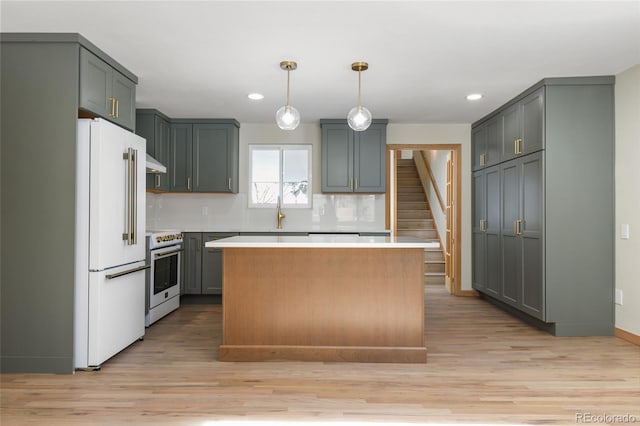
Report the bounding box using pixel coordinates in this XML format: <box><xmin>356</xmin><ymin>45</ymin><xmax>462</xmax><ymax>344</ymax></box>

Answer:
<box><xmin>2</xmin><ymin>1</ymin><xmax>639</xmax><ymax>125</ymax></box>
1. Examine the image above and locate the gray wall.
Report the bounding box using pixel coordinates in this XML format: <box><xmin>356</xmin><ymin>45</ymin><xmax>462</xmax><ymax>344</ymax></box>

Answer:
<box><xmin>1</xmin><ymin>42</ymin><xmax>79</xmax><ymax>373</ymax></box>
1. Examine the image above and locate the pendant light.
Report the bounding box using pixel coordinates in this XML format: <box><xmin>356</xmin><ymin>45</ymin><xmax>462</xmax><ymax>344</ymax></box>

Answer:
<box><xmin>347</xmin><ymin>61</ymin><xmax>372</xmax><ymax>132</ymax></box>
<box><xmin>275</xmin><ymin>60</ymin><xmax>300</xmax><ymax>130</ymax></box>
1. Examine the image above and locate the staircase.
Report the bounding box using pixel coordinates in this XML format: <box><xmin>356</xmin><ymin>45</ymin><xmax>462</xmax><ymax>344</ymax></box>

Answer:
<box><xmin>396</xmin><ymin>158</ymin><xmax>445</xmax><ymax>285</ymax></box>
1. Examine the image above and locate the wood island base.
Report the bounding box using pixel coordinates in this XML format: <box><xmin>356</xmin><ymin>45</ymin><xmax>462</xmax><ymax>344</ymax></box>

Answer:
<box><xmin>219</xmin><ymin>247</ymin><xmax>426</xmax><ymax>363</ymax></box>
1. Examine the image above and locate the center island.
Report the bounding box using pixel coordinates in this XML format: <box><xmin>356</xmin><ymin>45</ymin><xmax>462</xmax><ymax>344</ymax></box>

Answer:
<box><xmin>205</xmin><ymin>235</ymin><xmax>437</xmax><ymax>363</ymax></box>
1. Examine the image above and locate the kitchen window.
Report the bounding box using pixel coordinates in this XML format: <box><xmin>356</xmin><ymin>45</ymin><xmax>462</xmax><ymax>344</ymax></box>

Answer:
<box><xmin>249</xmin><ymin>144</ymin><xmax>312</xmax><ymax>208</ymax></box>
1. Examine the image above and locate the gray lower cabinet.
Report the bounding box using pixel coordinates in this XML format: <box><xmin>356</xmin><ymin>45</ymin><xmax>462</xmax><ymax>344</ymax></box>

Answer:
<box><xmin>471</xmin><ymin>76</ymin><xmax>614</xmax><ymax>336</ymax></box>
<box><xmin>182</xmin><ymin>233</ymin><xmax>202</xmax><ymax>295</ymax></box>
<box><xmin>136</xmin><ymin>109</ymin><xmax>171</xmax><ymax>191</ymax></box>
<box><xmin>500</xmin><ymin>153</ymin><xmax>543</xmax><ymax>319</ymax></box>
<box><xmin>79</xmin><ymin>47</ymin><xmax>136</xmax><ymax>131</ymax></box>
<box><xmin>320</xmin><ymin>119</ymin><xmax>388</xmax><ymax>193</ymax></box>
<box><xmin>169</xmin><ymin>120</ymin><xmax>239</xmax><ymax>193</ymax></box>
<box><xmin>182</xmin><ymin>232</ymin><xmax>238</xmax><ymax>295</ymax></box>
<box><xmin>472</xmin><ymin>165</ymin><xmax>500</xmax><ymax>297</ymax></box>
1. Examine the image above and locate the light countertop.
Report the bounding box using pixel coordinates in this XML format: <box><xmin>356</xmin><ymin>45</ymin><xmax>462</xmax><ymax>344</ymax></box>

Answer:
<box><xmin>205</xmin><ymin>235</ymin><xmax>438</xmax><ymax>249</ymax></box>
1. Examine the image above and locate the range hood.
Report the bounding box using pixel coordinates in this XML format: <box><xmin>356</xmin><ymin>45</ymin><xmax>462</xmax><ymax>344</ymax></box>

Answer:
<box><xmin>146</xmin><ymin>153</ymin><xmax>166</xmax><ymax>174</ymax></box>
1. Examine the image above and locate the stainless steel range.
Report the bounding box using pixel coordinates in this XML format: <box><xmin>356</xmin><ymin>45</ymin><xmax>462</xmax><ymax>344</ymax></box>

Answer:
<box><xmin>145</xmin><ymin>231</ymin><xmax>182</xmax><ymax>326</ymax></box>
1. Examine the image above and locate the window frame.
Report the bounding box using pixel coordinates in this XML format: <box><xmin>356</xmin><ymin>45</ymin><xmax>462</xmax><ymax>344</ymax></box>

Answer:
<box><xmin>248</xmin><ymin>144</ymin><xmax>312</xmax><ymax>209</ymax></box>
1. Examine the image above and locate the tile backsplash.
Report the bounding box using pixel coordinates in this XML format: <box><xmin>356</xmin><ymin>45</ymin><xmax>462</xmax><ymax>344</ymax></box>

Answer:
<box><xmin>146</xmin><ymin>192</ymin><xmax>387</xmax><ymax>232</ymax></box>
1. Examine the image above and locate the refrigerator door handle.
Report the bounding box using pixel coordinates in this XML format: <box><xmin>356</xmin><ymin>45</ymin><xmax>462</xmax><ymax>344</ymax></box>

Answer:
<box><xmin>132</xmin><ymin>148</ymin><xmax>138</xmax><ymax>245</ymax></box>
<box><xmin>105</xmin><ymin>264</ymin><xmax>150</xmax><ymax>280</ymax></box>
<box><xmin>122</xmin><ymin>148</ymin><xmax>138</xmax><ymax>245</ymax></box>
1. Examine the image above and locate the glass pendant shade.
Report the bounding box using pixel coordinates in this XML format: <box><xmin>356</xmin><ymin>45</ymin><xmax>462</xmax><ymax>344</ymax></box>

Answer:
<box><xmin>276</xmin><ymin>105</ymin><xmax>300</xmax><ymax>130</ymax></box>
<box><xmin>347</xmin><ymin>61</ymin><xmax>372</xmax><ymax>132</ymax></box>
<box><xmin>347</xmin><ymin>106</ymin><xmax>372</xmax><ymax>131</ymax></box>
<box><xmin>276</xmin><ymin>60</ymin><xmax>299</xmax><ymax>131</ymax></box>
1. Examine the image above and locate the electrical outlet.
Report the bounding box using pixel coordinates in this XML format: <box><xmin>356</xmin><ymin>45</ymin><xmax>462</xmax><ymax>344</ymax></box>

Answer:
<box><xmin>615</xmin><ymin>289</ymin><xmax>623</xmax><ymax>305</ymax></box>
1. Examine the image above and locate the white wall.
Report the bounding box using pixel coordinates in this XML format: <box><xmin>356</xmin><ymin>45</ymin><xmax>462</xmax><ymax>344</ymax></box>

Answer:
<box><xmin>387</xmin><ymin>124</ymin><xmax>472</xmax><ymax>291</ymax></box>
<box><xmin>615</xmin><ymin>64</ymin><xmax>640</xmax><ymax>336</ymax></box>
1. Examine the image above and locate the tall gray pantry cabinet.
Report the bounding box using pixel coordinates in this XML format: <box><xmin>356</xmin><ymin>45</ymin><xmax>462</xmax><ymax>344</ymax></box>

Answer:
<box><xmin>472</xmin><ymin>76</ymin><xmax>615</xmax><ymax>336</ymax></box>
<box><xmin>1</xmin><ymin>33</ymin><xmax>138</xmax><ymax>373</ymax></box>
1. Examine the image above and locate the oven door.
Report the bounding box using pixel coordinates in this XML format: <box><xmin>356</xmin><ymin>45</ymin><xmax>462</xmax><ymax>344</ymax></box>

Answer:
<box><xmin>149</xmin><ymin>245</ymin><xmax>181</xmax><ymax>309</ymax></box>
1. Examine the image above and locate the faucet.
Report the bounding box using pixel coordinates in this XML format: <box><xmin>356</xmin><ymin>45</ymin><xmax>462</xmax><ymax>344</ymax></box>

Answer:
<box><xmin>276</xmin><ymin>196</ymin><xmax>286</xmax><ymax>229</ymax></box>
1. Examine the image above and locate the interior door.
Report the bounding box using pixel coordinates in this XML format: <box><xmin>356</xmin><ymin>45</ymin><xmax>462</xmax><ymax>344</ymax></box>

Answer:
<box><xmin>89</xmin><ymin>119</ymin><xmax>146</xmax><ymax>270</ymax></box>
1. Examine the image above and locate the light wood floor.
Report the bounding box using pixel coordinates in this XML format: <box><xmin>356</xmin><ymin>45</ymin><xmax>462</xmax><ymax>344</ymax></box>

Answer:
<box><xmin>2</xmin><ymin>286</ymin><xmax>639</xmax><ymax>425</ymax></box>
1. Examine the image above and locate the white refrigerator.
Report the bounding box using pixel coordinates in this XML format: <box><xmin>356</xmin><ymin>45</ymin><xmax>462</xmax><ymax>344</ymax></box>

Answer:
<box><xmin>74</xmin><ymin>118</ymin><xmax>147</xmax><ymax>370</ymax></box>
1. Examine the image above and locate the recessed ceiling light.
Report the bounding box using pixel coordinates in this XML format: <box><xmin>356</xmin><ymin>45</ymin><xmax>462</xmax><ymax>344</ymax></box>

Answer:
<box><xmin>248</xmin><ymin>93</ymin><xmax>264</xmax><ymax>100</ymax></box>
<box><xmin>466</xmin><ymin>93</ymin><xmax>483</xmax><ymax>101</ymax></box>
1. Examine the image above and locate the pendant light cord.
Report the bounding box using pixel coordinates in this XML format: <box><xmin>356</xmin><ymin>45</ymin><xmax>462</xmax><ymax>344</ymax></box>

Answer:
<box><xmin>286</xmin><ymin>68</ymin><xmax>291</xmax><ymax>107</ymax></box>
<box><xmin>357</xmin><ymin>69</ymin><xmax>362</xmax><ymax>112</ymax></box>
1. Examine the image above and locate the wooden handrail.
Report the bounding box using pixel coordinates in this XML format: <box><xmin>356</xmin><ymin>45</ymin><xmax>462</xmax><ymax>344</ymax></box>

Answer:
<box><xmin>415</xmin><ymin>151</ymin><xmax>445</xmax><ymax>213</ymax></box>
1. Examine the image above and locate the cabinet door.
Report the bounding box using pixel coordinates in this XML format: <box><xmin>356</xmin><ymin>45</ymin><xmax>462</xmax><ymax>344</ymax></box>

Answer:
<box><xmin>182</xmin><ymin>233</ymin><xmax>202</xmax><ymax>295</ymax></box>
<box><xmin>79</xmin><ymin>48</ymin><xmax>112</xmax><ymax>120</ymax></box>
<box><xmin>471</xmin><ymin>125</ymin><xmax>486</xmax><ymax>171</ymax></box>
<box><xmin>193</xmin><ymin>124</ymin><xmax>237</xmax><ymax>192</ymax></box>
<box><xmin>500</xmin><ymin>160</ymin><xmax>521</xmax><ymax>306</ymax></box>
<box><xmin>471</xmin><ymin>170</ymin><xmax>486</xmax><ymax>291</ymax></box>
<box><xmin>111</xmin><ymin>71</ymin><xmax>136</xmax><ymax>131</ymax></box>
<box><xmin>484</xmin><ymin>165</ymin><xmax>501</xmax><ymax>297</ymax></box>
<box><xmin>154</xmin><ymin>116</ymin><xmax>171</xmax><ymax>192</ymax></box>
<box><xmin>201</xmin><ymin>232</ymin><xmax>237</xmax><ymax>295</ymax></box>
<box><xmin>170</xmin><ymin>124</ymin><xmax>193</xmax><ymax>192</ymax></box>
<box><xmin>322</xmin><ymin>124</ymin><xmax>354</xmax><ymax>192</ymax></box>
<box><xmin>520</xmin><ymin>153</ymin><xmax>544</xmax><ymax>319</ymax></box>
<box><xmin>521</xmin><ymin>89</ymin><xmax>544</xmax><ymax>155</ymax></box>
<box><xmin>502</xmin><ymin>103</ymin><xmax>520</xmax><ymax>161</ymax></box>
<box><xmin>485</xmin><ymin>117</ymin><xmax>501</xmax><ymax>167</ymax></box>
<box><xmin>354</xmin><ymin>123</ymin><xmax>386</xmax><ymax>193</ymax></box>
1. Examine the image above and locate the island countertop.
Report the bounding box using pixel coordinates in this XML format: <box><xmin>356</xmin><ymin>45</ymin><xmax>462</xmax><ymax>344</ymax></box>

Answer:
<box><xmin>205</xmin><ymin>235</ymin><xmax>438</xmax><ymax>249</ymax></box>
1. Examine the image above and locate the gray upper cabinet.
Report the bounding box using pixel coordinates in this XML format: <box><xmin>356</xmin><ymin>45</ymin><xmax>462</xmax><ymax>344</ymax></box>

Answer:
<box><xmin>471</xmin><ymin>76</ymin><xmax>614</xmax><ymax>336</ymax></box>
<box><xmin>169</xmin><ymin>120</ymin><xmax>239</xmax><ymax>193</ymax></box>
<box><xmin>193</xmin><ymin>124</ymin><xmax>239</xmax><ymax>192</ymax></box>
<box><xmin>321</xmin><ymin>119</ymin><xmax>388</xmax><ymax>193</ymax></box>
<box><xmin>501</xmin><ymin>88</ymin><xmax>544</xmax><ymax>161</ymax></box>
<box><xmin>472</xmin><ymin>116</ymin><xmax>501</xmax><ymax>170</ymax></box>
<box><xmin>170</xmin><ymin>123</ymin><xmax>193</xmax><ymax>192</ymax></box>
<box><xmin>136</xmin><ymin>109</ymin><xmax>171</xmax><ymax>191</ymax></box>
<box><xmin>79</xmin><ymin>47</ymin><xmax>136</xmax><ymax>131</ymax></box>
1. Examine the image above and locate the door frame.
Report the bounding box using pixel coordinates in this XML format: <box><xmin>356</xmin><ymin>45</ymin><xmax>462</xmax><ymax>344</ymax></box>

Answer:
<box><xmin>386</xmin><ymin>143</ymin><xmax>464</xmax><ymax>296</ymax></box>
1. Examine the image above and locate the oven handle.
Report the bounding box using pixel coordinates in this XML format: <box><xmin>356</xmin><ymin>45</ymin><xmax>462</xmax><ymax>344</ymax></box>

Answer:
<box><xmin>154</xmin><ymin>248</ymin><xmax>183</xmax><ymax>258</ymax></box>
<box><xmin>105</xmin><ymin>264</ymin><xmax>150</xmax><ymax>280</ymax></box>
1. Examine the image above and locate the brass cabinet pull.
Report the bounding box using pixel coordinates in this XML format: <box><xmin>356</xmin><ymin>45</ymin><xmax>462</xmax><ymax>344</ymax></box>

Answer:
<box><xmin>514</xmin><ymin>219</ymin><xmax>523</xmax><ymax>235</ymax></box>
<box><xmin>355</xmin><ymin>178</ymin><xmax>358</xmax><ymax>190</ymax></box>
<box><xmin>228</xmin><ymin>177</ymin><xmax>231</xmax><ymax>191</ymax></box>
<box><xmin>187</xmin><ymin>177</ymin><xmax>192</xmax><ymax>191</ymax></box>
<box><xmin>155</xmin><ymin>174</ymin><xmax>161</xmax><ymax>188</ymax></box>
<box><xmin>108</xmin><ymin>97</ymin><xmax>116</xmax><ymax>118</ymax></box>
<box><xmin>479</xmin><ymin>153</ymin><xmax>486</xmax><ymax>166</ymax></box>
<box><xmin>349</xmin><ymin>179</ymin><xmax>353</xmax><ymax>190</ymax></box>
<box><xmin>480</xmin><ymin>219</ymin><xmax>487</xmax><ymax>232</ymax></box>
<box><xmin>514</xmin><ymin>138</ymin><xmax>523</xmax><ymax>155</ymax></box>
<box><xmin>196</xmin><ymin>239</ymin><xmax>201</xmax><ymax>252</ymax></box>
<box><xmin>115</xmin><ymin>99</ymin><xmax>119</xmax><ymax>118</ymax></box>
